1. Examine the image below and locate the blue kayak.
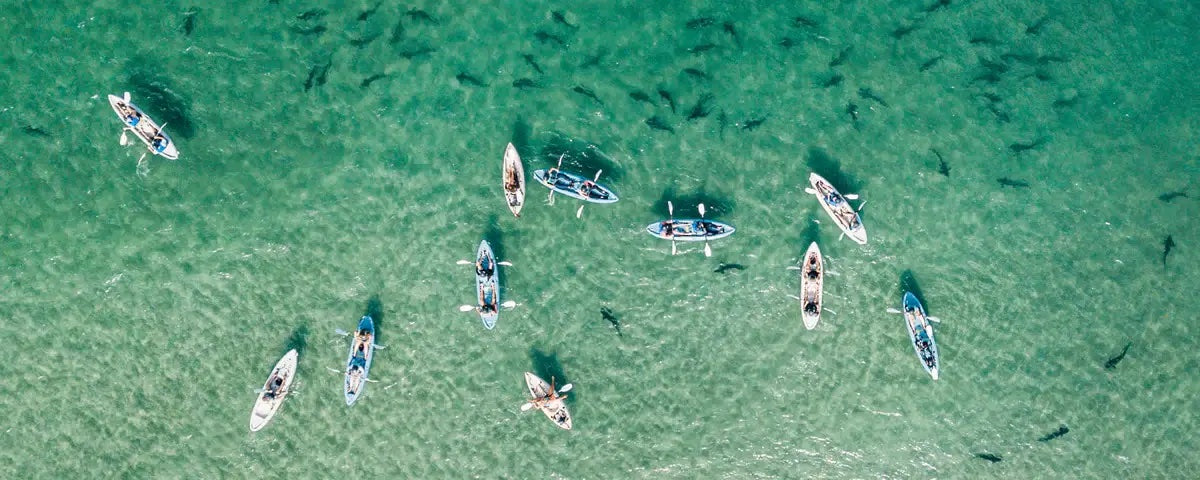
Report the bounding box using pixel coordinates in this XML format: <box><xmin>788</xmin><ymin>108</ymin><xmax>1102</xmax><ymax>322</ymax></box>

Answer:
<box><xmin>532</xmin><ymin>168</ymin><xmax>618</xmax><ymax>204</ymax></box>
<box><xmin>344</xmin><ymin>315</ymin><xmax>377</xmax><ymax>405</ymax></box>
<box><xmin>902</xmin><ymin>292</ymin><xmax>940</xmax><ymax>380</ymax></box>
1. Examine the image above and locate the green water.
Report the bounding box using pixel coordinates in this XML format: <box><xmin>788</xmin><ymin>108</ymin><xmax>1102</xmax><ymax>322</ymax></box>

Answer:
<box><xmin>1</xmin><ymin>0</ymin><xmax>1197</xmax><ymax>478</ymax></box>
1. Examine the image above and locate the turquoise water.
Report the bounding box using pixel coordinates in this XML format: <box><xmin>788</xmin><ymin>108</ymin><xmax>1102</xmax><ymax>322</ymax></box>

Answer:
<box><xmin>1</xmin><ymin>0</ymin><xmax>1197</xmax><ymax>477</ymax></box>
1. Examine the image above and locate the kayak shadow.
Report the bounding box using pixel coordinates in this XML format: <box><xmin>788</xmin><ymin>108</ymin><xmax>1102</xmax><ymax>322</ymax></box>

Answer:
<box><xmin>652</xmin><ymin>185</ymin><xmax>737</xmax><ymax>218</ymax></box>
<box><xmin>529</xmin><ymin>347</ymin><xmax>573</xmax><ymax>403</ymax></box>
<box><xmin>807</xmin><ymin>147</ymin><xmax>864</xmax><ymax>193</ymax></box>
<box><xmin>899</xmin><ymin>270</ymin><xmax>930</xmax><ymax>311</ymax></box>
<box><xmin>124</xmin><ymin>65</ymin><xmax>197</xmax><ymax>139</ymax></box>
<box><xmin>511</xmin><ymin>117</ymin><xmax>532</xmax><ymax>157</ymax></box>
<box><xmin>284</xmin><ymin>324</ymin><xmax>309</xmax><ymax>358</ymax></box>
<box><xmin>539</xmin><ymin>132</ymin><xmax>624</xmax><ymax>184</ymax></box>
<box><xmin>366</xmin><ymin>295</ymin><xmax>385</xmax><ymax>343</ymax></box>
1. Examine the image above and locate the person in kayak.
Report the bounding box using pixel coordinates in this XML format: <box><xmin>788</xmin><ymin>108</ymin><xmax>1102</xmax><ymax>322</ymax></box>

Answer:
<box><xmin>660</xmin><ymin>221</ymin><xmax>674</xmax><ymax>238</ymax></box>
<box><xmin>151</xmin><ymin>133</ymin><xmax>168</xmax><ymax>152</ymax></box>
<box><xmin>264</xmin><ymin>375</ymin><xmax>285</xmax><ymax>399</ymax></box>
<box><xmin>123</xmin><ymin>107</ymin><xmax>142</xmax><ymax>126</ymax></box>
<box><xmin>577</xmin><ymin>180</ymin><xmax>594</xmax><ymax>197</ymax></box>
<box><xmin>545</xmin><ymin>168</ymin><xmax>560</xmax><ymax>184</ymax></box>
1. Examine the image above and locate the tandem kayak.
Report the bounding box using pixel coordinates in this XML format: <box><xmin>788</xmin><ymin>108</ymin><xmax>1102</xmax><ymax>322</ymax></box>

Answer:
<box><xmin>645</xmin><ymin>219</ymin><xmax>735</xmax><ymax>241</ymax></box>
<box><xmin>532</xmin><ymin>168</ymin><xmax>618</xmax><ymax>204</ymax></box>
<box><xmin>473</xmin><ymin>240</ymin><xmax>500</xmax><ymax>329</ymax></box>
<box><xmin>799</xmin><ymin>242</ymin><xmax>823</xmax><ymax>330</ymax></box>
<box><xmin>523</xmin><ymin>372</ymin><xmax>572</xmax><ymax>430</ymax></box>
<box><xmin>344</xmin><ymin>316</ymin><xmax>377</xmax><ymax>405</ymax></box>
<box><xmin>107</xmin><ymin>92</ymin><xmax>179</xmax><ymax>160</ymax></box>
<box><xmin>808</xmin><ymin>173</ymin><xmax>866</xmax><ymax>244</ymax></box>
<box><xmin>902</xmin><ymin>292</ymin><xmax>940</xmax><ymax>380</ymax></box>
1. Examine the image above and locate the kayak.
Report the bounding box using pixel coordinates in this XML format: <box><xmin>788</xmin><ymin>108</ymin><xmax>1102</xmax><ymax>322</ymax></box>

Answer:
<box><xmin>902</xmin><ymin>292</ymin><xmax>940</xmax><ymax>380</ymax></box>
<box><xmin>799</xmin><ymin>242</ymin><xmax>823</xmax><ymax>330</ymax></box>
<box><xmin>502</xmin><ymin>143</ymin><xmax>525</xmax><ymax>217</ymax></box>
<box><xmin>808</xmin><ymin>173</ymin><xmax>866</xmax><ymax>244</ymax></box>
<box><xmin>344</xmin><ymin>316</ymin><xmax>377</xmax><ymax>405</ymax></box>
<box><xmin>524</xmin><ymin>372</ymin><xmax>572</xmax><ymax>430</ymax></box>
<box><xmin>473</xmin><ymin>240</ymin><xmax>500</xmax><ymax>329</ymax></box>
<box><xmin>645</xmin><ymin>219</ymin><xmax>735</xmax><ymax>241</ymax></box>
<box><xmin>532</xmin><ymin>168</ymin><xmax>618</xmax><ymax>204</ymax></box>
<box><xmin>249</xmin><ymin>349</ymin><xmax>298</xmax><ymax>432</ymax></box>
<box><xmin>106</xmin><ymin>92</ymin><xmax>179</xmax><ymax>160</ymax></box>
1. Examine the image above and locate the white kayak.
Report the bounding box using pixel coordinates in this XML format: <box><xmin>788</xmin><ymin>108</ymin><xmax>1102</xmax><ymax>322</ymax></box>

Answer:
<box><xmin>799</xmin><ymin>242</ymin><xmax>823</xmax><ymax>330</ymax></box>
<box><xmin>524</xmin><ymin>372</ymin><xmax>572</xmax><ymax>430</ymax></box>
<box><xmin>473</xmin><ymin>240</ymin><xmax>500</xmax><ymax>329</ymax></box>
<box><xmin>502</xmin><ymin>143</ymin><xmax>526</xmax><ymax>217</ymax></box>
<box><xmin>344</xmin><ymin>316</ymin><xmax>377</xmax><ymax>405</ymax></box>
<box><xmin>808</xmin><ymin>173</ymin><xmax>866</xmax><ymax>244</ymax></box>
<box><xmin>107</xmin><ymin>92</ymin><xmax>179</xmax><ymax>160</ymax></box>
<box><xmin>902</xmin><ymin>292</ymin><xmax>940</xmax><ymax>380</ymax></box>
<box><xmin>249</xmin><ymin>349</ymin><xmax>298</xmax><ymax>432</ymax></box>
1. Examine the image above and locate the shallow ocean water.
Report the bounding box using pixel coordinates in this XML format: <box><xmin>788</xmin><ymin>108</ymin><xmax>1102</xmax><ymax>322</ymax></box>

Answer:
<box><xmin>0</xmin><ymin>0</ymin><xmax>1197</xmax><ymax>478</ymax></box>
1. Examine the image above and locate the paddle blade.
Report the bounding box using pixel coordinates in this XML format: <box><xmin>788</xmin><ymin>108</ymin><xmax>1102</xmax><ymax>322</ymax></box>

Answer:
<box><xmin>498</xmin><ymin>261</ymin><xmax>513</xmax><ymax>267</ymax></box>
<box><xmin>501</xmin><ymin>301</ymin><xmax>518</xmax><ymax>309</ymax></box>
<box><xmin>857</xmin><ymin>200</ymin><xmax>868</xmax><ymax>212</ymax></box>
<box><xmin>698</xmin><ymin>203</ymin><xmax>707</xmax><ymax>217</ymax></box>
<box><xmin>671</xmin><ymin>241</ymin><xmax>677</xmax><ymax>256</ymax></box>
<box><xmin>123</xmin><ymin>91</ymin><xmax>131</xmax><ymax>102</ymax></box>
<box><xmin>787</xmin><ymin>294</ymin><xmax>802</xmax><ymax>301</ymax></box>
<box><xmin>334</xmin><ymin>328</ymin><xmax>349</xmax><ymax>336</ymax></box>
<box><xmin>886</xmin><ymin>308</ymin><xmax>902</xmax><ymax>314</ymax></box>
<box><xmin>456</xmin><ymin>260</ymin><xmax>473</xmax><ymax>265</ymax></box>
<box><xmin>119</xmin><ymin>130</ymin><xmax>129</xmax><ymax>145</ymax></box>
<box><xmin>520</xmin><ymin>402</ymin><xmax>535</xmax><ymax>411</ymax></box>
<box><xmin>576</xmin><ymin>204</ymin><xmax>585</xmax><ymax>218</ymax></box>
<box><xmin>704</xmin><ymin>243</ymin><xmax>712</xmax><ymax>257</ymax></box>
<box><xmin>667</xmin><ymin>200</ymin><xmax>674</xmax><ymax>216</ymax></box>
<box><xmin>592</xmin><ymin>169</ymin><xmax>603</xmax><ymax>182</ymax></box>
<box><xmin>928</xmin><ymin>316</ymin><xmax>942</xmax><ymax>323</ymax></box>
<box><xmin>786</xmin><ymin>266</ymin><xmax>803</xmax><ymax>270</ymax></box>
<box><xmin>844</xmin><ymin>194</ymin><xmax>860</xmax><ymax>200</ymax></box>
<box><xmin>558</xmin><ymin>383</ymin><xmax>573</xmax><ymax>393</ymax></box>
<box><xmin>556</xmin><ymin>153</ymin><xmax>564</xmax><ymax>168</ymax></box>
<box><xmin>459</xmin><ymin>305</ymin><xmax>477</xmax><ymax>312</ymax></box>
<box><xmin>804</xmin><ymin>188</ymin><xmax>817</xmax><ymax>195</ymax></box>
